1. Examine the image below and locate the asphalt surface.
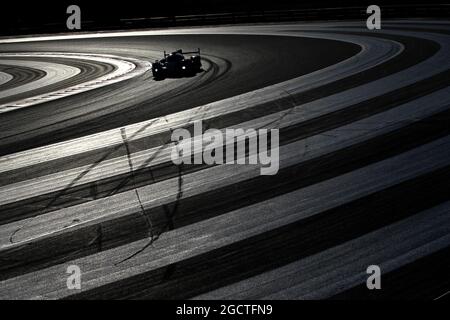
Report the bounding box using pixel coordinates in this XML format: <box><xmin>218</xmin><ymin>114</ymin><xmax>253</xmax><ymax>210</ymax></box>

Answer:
<box><xmin>0</xmin><ymin>20</ymin><xmax>449</xmax><ymax>300</ymax></box>
<box><xmin>0</xmin><ymin>64</ymin><xmax>45</xmax><ymax>91</ymax></box>
<box><xmin>0</xmin><ymin>34</ymin><xmax>359</xmax><ymax>154</ymax></box>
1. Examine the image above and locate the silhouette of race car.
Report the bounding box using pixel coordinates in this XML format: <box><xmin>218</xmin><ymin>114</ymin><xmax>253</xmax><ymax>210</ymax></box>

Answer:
<box><xmin>151</xmin><ymin>49</ymin><xmax>202</xmax><ymax>79</ymax></box>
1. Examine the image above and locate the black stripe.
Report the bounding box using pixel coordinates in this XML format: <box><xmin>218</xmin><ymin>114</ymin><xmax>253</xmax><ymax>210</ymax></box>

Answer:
<box><xmin>330</xmin><ymin>246</ymin><xmax>450</xmax><ymax>300</ymax></box>
<box><xmin>2</xmin><ymin>60</ymin><xmax>449</xmax><ymax>223</ymax></box>
<box><xmin>0</xmin><ymin>56</ymin><xmax>115</xmax><ymax>106</ymax></box>
<box><xmin>67</xmin><ymin>166</ymin><xmax>450</xmax><ymax>299</ymax></box>
<box><xmin>0</xmin><ymin>64</ymin><xmax>46</xmax><ymax>92</ymax></box>
<box><xmin>0</xmin><ymin>31</ymin><xmax>437</xmax><ymax>158</ymax></box>
<box><xmin>0</xmin><ymin>39</ymin><xmax>444</xmax><ymax>190</ymax></box>
<box><xmin>1</xmin><ymin>80</ymin><xmax>449</xmax><ymax>224</ymax></box>
<box><xmin>1</xmin><ymin>109</ymin><xmax>448</xmax><ymax>280</ymax></box>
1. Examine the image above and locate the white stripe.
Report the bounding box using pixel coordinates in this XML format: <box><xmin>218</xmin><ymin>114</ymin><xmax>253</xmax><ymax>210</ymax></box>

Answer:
<box><xmin>0</xmin><ymin>70</ymin><xmax>13</xmax><ymax>86</ymax></box>
<box><xmin>434</xmin><ymin>290</ymin><xmax>450</xmax><ymax>300</ymax></box>
<box><xmin>2</xmin><ymin>87</ymin><xmax>448</xmax><ymax>246</ymax></box>
<box><xmin>0</xmin><ymin>77</ymin><xmax>447</xmax><ymax>207</ymax></box>
<box><xmin>195</xmin><ymin>201</ymin><xmax>450</xmax><ymax>299</ymax></box>
<box><xmin>0</xmin><ymin>52</ymin><xmax>151</xmax><ymax>113</ymax></box>
<box><xmin>0</xmin><ymin>20</ymin><xmax>446</xmax><ymax>44</ymax></box>
<box><xmin>2</xmin><ymin>28</ymin><xmax>446</xmax><ymax>172</ymax></box>
<box><xmin>0</xmin><ymin>31</ymin><xmax>402</xmax><ymax>173</ymax></box>
<box><xmin>0</xmin><ymin>59</ymin><xmax>80</xmax><ymax>100</ymax></box>
<box><xmin>1</xmin><ymin>84</ymin><xmax>449</xmax><ymax>243</ymax></box>
<box><xmin>0</xmin><ymin>136</ymin><xmax>448</xmax><ymax>299</ymax></box>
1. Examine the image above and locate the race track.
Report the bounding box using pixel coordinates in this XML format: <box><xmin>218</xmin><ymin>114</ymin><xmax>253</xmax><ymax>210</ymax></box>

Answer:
<box><xmin>0</xmin><ymin>20</ymin><xmax>449</xmax><ymax>300</ymax></box>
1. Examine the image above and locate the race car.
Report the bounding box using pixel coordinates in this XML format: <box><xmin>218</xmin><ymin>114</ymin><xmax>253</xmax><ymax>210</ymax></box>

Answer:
<box><xmin>151</xmin><ymin>49</ymin><xmax>202</xmax><ymax>79</ymax></box>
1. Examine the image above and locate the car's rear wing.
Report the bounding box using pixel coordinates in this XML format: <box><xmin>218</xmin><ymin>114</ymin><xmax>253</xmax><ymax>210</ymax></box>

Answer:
<box><xmin>163</xmin><ymin>48</ymin><xmax>201</xmax><ymax>58</ymax></box>
<box><xmin>183</xmin><ymin>48</ymin><xmax>201</xmax><ymax>55</ymax></box>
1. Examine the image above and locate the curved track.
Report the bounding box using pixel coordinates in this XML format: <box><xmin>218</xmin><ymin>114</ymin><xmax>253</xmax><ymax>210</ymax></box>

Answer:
<box><xmin>0</xmin><ymin>20</ymin><xmax>449</xmax><ymax>300</ymax></box>
<box><xmin>0</xmin><ymin>64</ymin><xmax>45</xmax><ymax>91</ymax></box>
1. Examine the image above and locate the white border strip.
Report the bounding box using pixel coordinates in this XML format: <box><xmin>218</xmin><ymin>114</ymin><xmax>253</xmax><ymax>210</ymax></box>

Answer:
<box><xmin>0</xmin><ymin>70</ymin><xmax>13</xmax><ymax>86</ymax></box>
<box><xmin>0</xmin><ymin>52</ymin><xmax>151</xmax><ymax>113</ymax></box>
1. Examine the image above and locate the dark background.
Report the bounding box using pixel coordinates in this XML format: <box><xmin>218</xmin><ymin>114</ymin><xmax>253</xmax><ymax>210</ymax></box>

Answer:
<box><xmin>0</xmin><ymin>1</ymin><xmax>449</xmax><ymax>35</ymax></box>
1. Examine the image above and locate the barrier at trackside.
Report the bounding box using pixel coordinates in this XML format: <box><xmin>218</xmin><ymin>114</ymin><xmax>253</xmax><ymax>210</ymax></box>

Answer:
<box><xmin>2</xmin><ymin>4</ymin><xmax>449</xmax><ymax>36</ymax></box>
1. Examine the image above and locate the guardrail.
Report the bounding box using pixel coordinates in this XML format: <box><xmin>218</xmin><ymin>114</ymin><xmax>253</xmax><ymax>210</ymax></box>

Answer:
<box><xmin>2</xmin><ymin>4</ymin><xmax>449</xmax><ymax>36</ymax></box>
<box><xmin>119</xmin><ymin>5</ymin><xmax>450</xmax><ymax>28</ymax></box>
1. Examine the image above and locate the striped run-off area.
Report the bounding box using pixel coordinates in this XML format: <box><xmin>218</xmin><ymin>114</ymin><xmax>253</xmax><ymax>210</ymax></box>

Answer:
<box><xmin>0</xmin><ymin>20</ymin><xmax>449</xmax><ymax>299</ymax></box>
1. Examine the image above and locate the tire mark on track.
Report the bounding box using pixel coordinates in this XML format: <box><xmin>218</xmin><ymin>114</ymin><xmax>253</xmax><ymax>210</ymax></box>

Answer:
<box><xmin>0</xmin><ymin>64</ymin><xmax>46</xmax><ymax>91</ymax></box>
<box><xmin>2</xmin><ymin>64</ymin><xmax>448</xmax><ymax>222</ymax></box>
<box><xmin>66</xmin><ymin>167</ymin><xmax>450</xmax><ymax>299</ymax></box>
<box><xmin>1</xmin><ymin>107</ymin><xmax>448</xmax><ymax>280</ymax></box>
<box><xmin>119</xmin><ymin>127</ymin><xmax>155</xmax><ymax>256</ymax></box>
<box><xmin>0</xmin><ymin>56</ymin><xmax>116</xmax><ymax>106</ymax></box>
